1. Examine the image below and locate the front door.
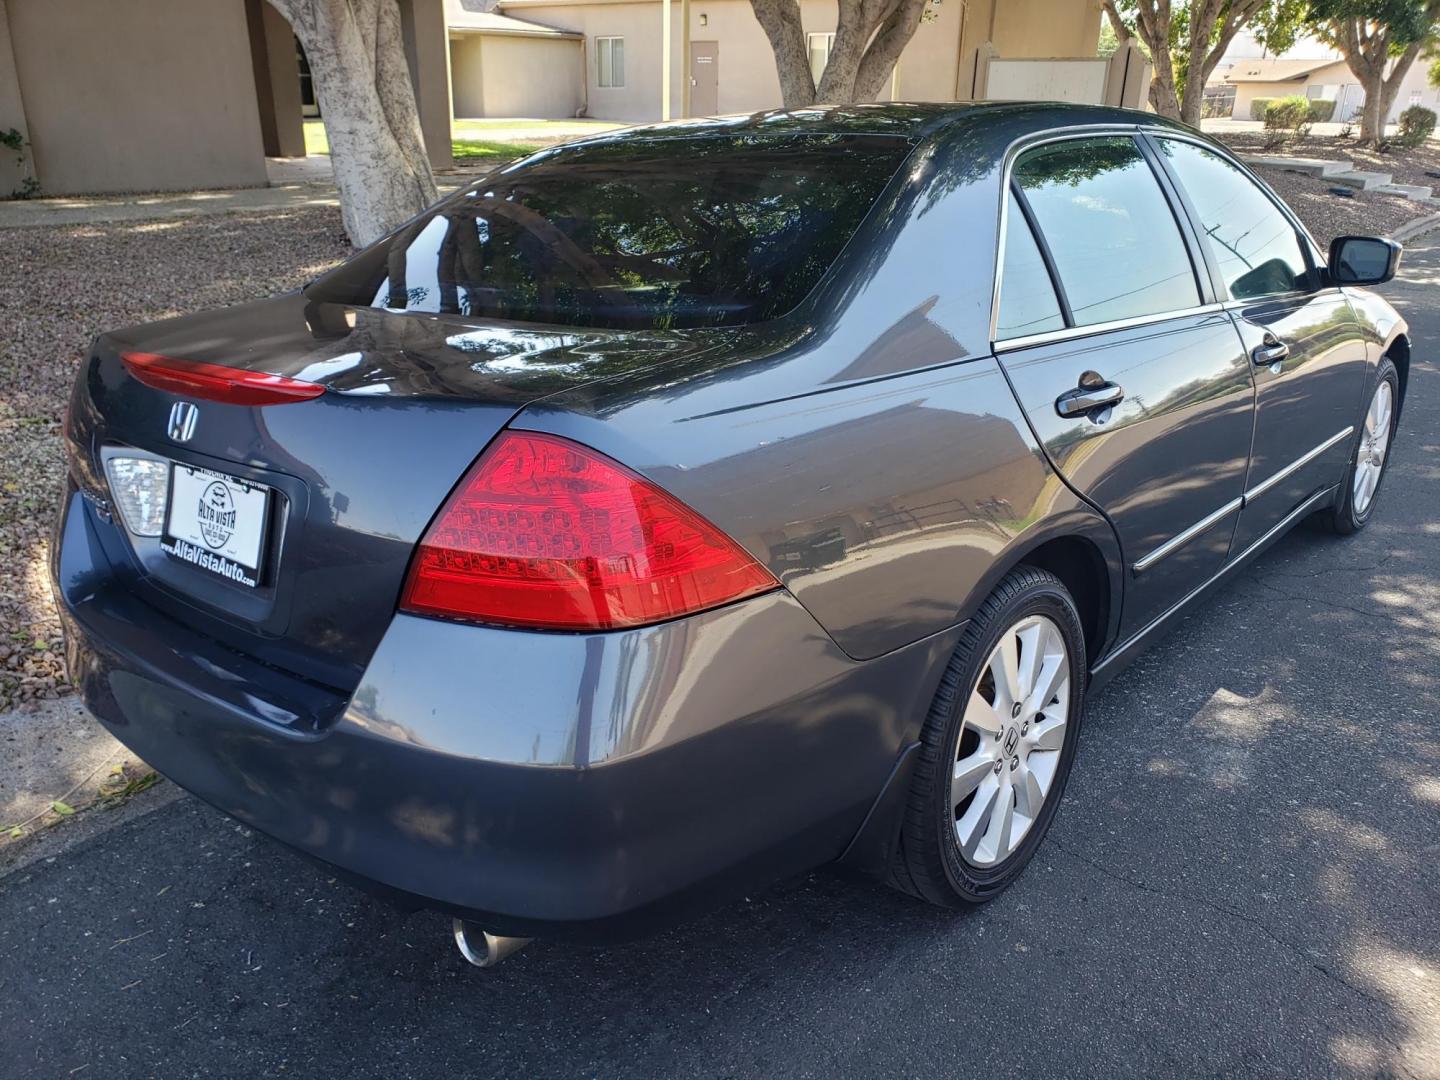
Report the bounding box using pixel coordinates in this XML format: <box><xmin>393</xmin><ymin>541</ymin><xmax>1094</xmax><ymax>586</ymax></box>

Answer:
<box><xmin>994</xmin><ymin>135</ymin><xmax>1256</xmax><ymax>639</ymax></box>
<box><xmin>1150</xmin><ymin>137</ymin><xmax>1370</xmax><ymax>554</ymax></box>
<box><xmin>689</xmin><ymin>41</ymin><xmax>718</xmax><ymax>117</ymax></box>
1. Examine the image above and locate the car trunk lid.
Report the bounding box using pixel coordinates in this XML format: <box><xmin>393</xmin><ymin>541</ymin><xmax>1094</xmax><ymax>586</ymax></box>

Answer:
<box><xmin>71</xmin><ymin>294</ymin><xmax>717</xmax><ymax>691</ymax></box>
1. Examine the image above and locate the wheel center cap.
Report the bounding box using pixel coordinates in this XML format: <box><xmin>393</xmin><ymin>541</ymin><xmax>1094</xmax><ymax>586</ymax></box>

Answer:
<box><xmin>1003</xmin><ymin>726</ymin><xmax>1020</xmax><ymax>756</ymax></box>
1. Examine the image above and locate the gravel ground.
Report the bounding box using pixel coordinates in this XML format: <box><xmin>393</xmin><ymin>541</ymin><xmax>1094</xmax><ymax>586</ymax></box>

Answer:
<box><xmin>1218</xmin><ymin>131</ymin><xmax>1440</xmax><ymax>190</ymax></box>
<box><xmin>0</xmin><ymin>208</ymin><xmax>349</xmax><ymax>709</ymax></box>
<box><xmin>1250</xmin><ymin>166</ymin><xmax>1427</xmax><ymax>245</ymax></box>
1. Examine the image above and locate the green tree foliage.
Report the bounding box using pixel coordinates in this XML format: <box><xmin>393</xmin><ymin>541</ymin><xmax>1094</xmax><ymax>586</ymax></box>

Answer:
<box><xmin>1102</xmin><ymin>0</ymin><xmax>1308</xmax><ymax>126</ymax></box>
<box><xmin>1305</xmin><ymin>0</ymin><xmax>1440</xmax><ymax>147</ymax></box>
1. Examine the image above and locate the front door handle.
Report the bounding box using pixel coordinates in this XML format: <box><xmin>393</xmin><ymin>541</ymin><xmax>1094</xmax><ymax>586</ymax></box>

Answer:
<box><xmin>1251</xmin><ymin>335</ymin><xmax>1290</xmax><ymax>367</ymax></box>
<box><xmin>1056</xmin><ymin>381</ymin><xmax>1124</xmax><ymax>418</ymax></box>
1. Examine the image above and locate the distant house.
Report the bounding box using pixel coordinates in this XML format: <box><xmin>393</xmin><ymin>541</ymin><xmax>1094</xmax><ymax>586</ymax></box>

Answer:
<box><xmin>452</xmin><ymin>0</ymin><xmax>1115</xmax><ymax>123</ymax></box>
<box><xmin>1218</xmin><ymin>56</ymin><xmax>1440</xmax><ymax>124</ymax></box>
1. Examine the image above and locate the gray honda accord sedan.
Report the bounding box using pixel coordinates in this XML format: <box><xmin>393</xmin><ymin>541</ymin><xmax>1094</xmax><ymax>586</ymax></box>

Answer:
<box><xmin>54</xmin><ymin>103</ymin><xmax>1409</xmax><ymax>965</ymax></box>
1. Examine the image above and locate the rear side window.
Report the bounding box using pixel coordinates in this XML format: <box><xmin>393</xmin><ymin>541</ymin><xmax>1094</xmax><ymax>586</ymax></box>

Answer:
<box><xmin>996</xmin><ymin>191</ymin><xmax>1065</xmax><ymax>338</ymax></box>
<box><xmin>1012</xmin><ymin>136</ymin><xmax>1200</xmax><ymax>328</ymax></box>
<box><xmin>307</xmin><ymin>133</ymin><xmax>912</xmax><ymax>330</ymax></box>
<box><xmin>1155</xmin><ymin>138</ymin><xmax>1310</xmax><ymax>299</ymax></box>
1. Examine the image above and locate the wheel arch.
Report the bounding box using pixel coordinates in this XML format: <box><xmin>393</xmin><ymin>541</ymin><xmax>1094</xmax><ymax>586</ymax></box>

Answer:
<box><xmin>1014</xmin><ymin>533</ymin><xmax>1114</xmax><ymax>666</ymax></box>
<box><xmin>1384</xmin><ymin>331</ymin><xmax>1410</xmax><ymax>422</ymax></box>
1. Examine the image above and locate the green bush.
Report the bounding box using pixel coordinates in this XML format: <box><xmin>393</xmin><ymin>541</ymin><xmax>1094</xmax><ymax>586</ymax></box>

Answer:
<box><xmin>1396</xmin><ymin>105</ymin><xmax>1437</xmax><ymax>148</ymax></box>
<box><xmin>1250</xmin><ymin>97</ymin><xmax>1275</xmax><ymax>121</ymax></box>
<box><xmin>1264</xmin><ymin>96</ymin><xmax>1312</xmax><ymax>131</ymax></box>
<box><xmin>1306</xmin><ymin>98</ymin><xmax>1336</xmax><ymax>122</ymax></box>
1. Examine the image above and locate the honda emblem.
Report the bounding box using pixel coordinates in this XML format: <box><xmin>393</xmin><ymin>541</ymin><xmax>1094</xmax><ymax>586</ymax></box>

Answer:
<box><xmin>167</xmin><ymin>401</ymin><xmax>199</xmax><ymax>443</ymax></box>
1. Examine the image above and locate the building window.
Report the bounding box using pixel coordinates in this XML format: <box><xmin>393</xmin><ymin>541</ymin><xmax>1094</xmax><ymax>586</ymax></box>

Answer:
<box><xmin>807</xmin><ymin>33</ymin><xmax>834</xmax><ymax>84</ymax></box>
<box><xmin>1201</xmin><ymin>84</ymin><xmax>1236</xmax><ymax>118</ymax></box>
<box><xmin>1410</xmin><ymin>91</ymin><xmax>1422</xmax><ymax>107</ymax></box>
<box><xmin>597</xmin><ymin>37</ymin><xmax>625</xmax><ymax>88</ymax></box>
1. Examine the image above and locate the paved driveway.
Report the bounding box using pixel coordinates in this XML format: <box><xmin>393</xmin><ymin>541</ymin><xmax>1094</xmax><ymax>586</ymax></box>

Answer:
<box><xmin>3</xmin><ymin>240</ymin><xmax>1438</xmax><ymax>1080</ymax></box>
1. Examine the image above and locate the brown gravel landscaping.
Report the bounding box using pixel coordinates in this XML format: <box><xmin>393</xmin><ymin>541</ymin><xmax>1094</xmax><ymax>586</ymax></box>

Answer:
<box><xmin>1217</xmin><ymin>131</ymin><xmax>1440</xmax><ymax>191</ymax></box>
<box><xmin>1214</xmin><ymin>131</ymin><xmax>1440</xmax><ymax>245</ymax></box>
<box><xmin>0</xmin><ymin>208</ymin><xmax>349</xmax><ymax>709</ymax></box>
<box><xmin>1248</xmin><ymin>166</ymin><xmax>1427</xmax><ymax>245</ymax></box>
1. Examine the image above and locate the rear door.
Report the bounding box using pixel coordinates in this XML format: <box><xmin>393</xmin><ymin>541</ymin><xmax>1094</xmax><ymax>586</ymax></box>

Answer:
<box><xmin>1148</xmin><ymin>135</ymin><xmax>1370</xmax><ymax>554</ymax></box>
<box><xmin>994</xmin><ymin>133</ymin><xmax>1256</xmax><ymax>639</ymax></box>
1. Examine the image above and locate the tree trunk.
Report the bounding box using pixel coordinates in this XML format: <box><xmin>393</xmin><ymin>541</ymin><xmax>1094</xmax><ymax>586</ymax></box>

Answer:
<box><xmin>750</xmin><ymin>0</ymin><xmax>927</xmax><ymax>107</ymax></box>
<box><xmin>1359</xmin><ymin>77</ymin><xmax>1386</xmax><ymax>145</ymax></box>
<box><xmin>1104</xmin><ymin>0</ymin><xmax>1268</xmax><ymax>127</ymax></box>
<box><xmin>268</xmin><ymin>0</ymin><xmax>438</xmax><ymax>247</ymax></box>
<box><xmin>750</xmin><ymin>0</ymin><xmax>815</xmax><ymax>107</ymax></box>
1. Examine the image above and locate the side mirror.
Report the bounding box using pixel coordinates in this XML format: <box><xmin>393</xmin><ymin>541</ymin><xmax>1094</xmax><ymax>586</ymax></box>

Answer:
<box><xmin>1329</xmin><ymin>236</ymin><xmax>1402</xmax><ymax>286</ymax></box>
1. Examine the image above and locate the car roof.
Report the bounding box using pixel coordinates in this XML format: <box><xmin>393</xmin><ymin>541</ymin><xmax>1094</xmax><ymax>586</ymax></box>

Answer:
<box><xmin>555</xmin><ymin>101</ymin><xmax>1195</xmax><ymax>149</ymax></box>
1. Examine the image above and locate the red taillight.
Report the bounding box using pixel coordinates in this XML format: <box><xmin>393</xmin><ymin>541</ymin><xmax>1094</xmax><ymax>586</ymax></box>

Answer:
<box><xmin>121</xmin><ymin>351</ymin><xmax>325</xmax><ymax>406</ymax></box>
<box><xmin>400</xmin><ymin>432</ymin><xmax>779</xmax><ymax>630</ymax></box>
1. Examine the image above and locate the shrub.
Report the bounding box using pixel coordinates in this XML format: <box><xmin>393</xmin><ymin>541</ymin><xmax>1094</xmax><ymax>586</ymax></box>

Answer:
<box><xmin>1261</xmin><ymin>96</ymin><xmax>1312</xmax><ymax>148</ymax></box>
<box><xmin>1306</xmin><ymin>98</ymin><xmax>1336</xmax><ymax>123</ymax></box>
<box><xmin>1250</xmin><ymin>97</ymin><xmax>1276</xmax><ymax>121</ymax></box>
<box><xmin>1264</xmin><ymin>95</ymin><xmax>1312</xmax><ymax>130</ymax></box>
<box><xmin>1395</xmin><ymin>105</ymin><xmax>1437</xmax><ymax>148</ymax></box>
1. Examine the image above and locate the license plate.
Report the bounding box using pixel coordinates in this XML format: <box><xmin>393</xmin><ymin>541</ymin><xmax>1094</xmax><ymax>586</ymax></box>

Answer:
<box><xmin>161</xmin><ymin>464</ymin><xmax>270</xmax><ymax>588</ymax></box>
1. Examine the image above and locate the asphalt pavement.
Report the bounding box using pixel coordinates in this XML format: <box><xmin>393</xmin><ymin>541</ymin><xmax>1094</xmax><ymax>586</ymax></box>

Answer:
<box><xmin>3</xmin><ymin>240</ymin><xmax>1438</xmax><ymax>1080</ymax></box>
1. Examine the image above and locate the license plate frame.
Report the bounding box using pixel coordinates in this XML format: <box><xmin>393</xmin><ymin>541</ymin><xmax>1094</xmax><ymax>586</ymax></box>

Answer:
<box><xmin>161</xmin><ymin>463</ymin><xmax>271</xmax><ymax>588</ymax></box>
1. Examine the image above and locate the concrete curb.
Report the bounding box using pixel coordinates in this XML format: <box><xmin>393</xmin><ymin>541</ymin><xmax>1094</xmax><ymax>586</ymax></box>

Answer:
<box><xmin>1393</xmin><ymin>212</ymin><xmax>1440</xmax><ymax>243</ymax></box>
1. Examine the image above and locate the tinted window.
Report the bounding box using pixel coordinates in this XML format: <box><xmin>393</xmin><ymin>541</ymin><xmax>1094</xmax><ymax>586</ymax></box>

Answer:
<box><xmin>996</xmin><ymin>191</ymin><xmax>1065</xmax><ymax>338</ymax></box>
<box><xmin>1157</xmin><ymin>139</ymin><xmax>1309</xmax><ymax>299</ymax></box>
<box><xmin>1014</xmin><ymin>136</ymin><xmax>1200</xmax><ymax>327</ymax></box>
<box><xmin>308</xmin><ymin>133</ymin><xmax>912</xmax><ymax>330</ymax></box>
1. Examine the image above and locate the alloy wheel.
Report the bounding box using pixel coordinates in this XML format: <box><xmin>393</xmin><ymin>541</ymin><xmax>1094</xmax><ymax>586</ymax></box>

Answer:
<box><xmin>951</xmin><ymin>614</ymin><xmax>1070</xmax><ymax>868</ymax></box>
<box><xmin>1354</xmin><ymin>379</ymin><xmax>1393</xmax><ymax>516</ymax></box>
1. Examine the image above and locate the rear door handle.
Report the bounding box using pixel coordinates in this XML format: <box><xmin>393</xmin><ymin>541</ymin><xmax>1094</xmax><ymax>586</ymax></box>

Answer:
<box><xmin>1251</xmin><ymin>337</ymin><xmax>1290</xmax><ymax>366</ymax></box>
<box><xmin>1056</xmin><ymin>381</ymin><xmax>1124</xmax><ymax>418</ymax></box>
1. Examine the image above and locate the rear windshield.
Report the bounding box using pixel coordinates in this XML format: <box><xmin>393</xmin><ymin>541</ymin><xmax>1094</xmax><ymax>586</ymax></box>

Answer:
<box><xmin>307</xmin><ymin>133</ymin><xmax>913</xmax><ymax>330</ymax></box>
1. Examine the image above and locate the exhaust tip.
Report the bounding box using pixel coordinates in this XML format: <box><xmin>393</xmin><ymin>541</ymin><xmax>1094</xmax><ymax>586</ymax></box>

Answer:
<box><xmin>452</xmin><ymin>918</ymin><xmax>532</xmax><ymax>969</ymax></box>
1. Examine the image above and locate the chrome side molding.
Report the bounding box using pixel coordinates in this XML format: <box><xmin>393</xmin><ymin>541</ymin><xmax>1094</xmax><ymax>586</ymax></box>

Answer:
<box><xmin>1133</xmin><ymin>497</ymin><xmax>1243</xmax><ymax>574</ymax></box>
<box><xmin>1243</xmin><ymin>426</ymin><xmax>1354</xmax><ymax>503</ymax></box>
<box><xmin>1132</xmin><ymin>426</ymin><xmax>1354</xmax><ymax>574</ymax></box>
<box><xmin>1095</xmin><ymin>484</ymin><xmax>1339</xmax><ymax>687</ymax></box>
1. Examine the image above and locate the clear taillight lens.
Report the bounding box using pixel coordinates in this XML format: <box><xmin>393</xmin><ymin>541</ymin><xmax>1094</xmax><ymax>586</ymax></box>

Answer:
<box><xmin>399</xmin><ymin>432</ymin><xmax>779</xmax><ymax>630</ymax></box>
<box><xmin>103</xmin><ymin>456</ymin><xmax>169</xmax><ymax>536</ymax></box>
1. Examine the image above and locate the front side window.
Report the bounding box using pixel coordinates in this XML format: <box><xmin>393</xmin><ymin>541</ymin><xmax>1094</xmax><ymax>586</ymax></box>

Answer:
<box><xmin>996</xmin><ymin>191</ymin><xmax>1065</xmax><ymax>339</ymax></box>
<box><xmin>1156</xmin><ymin>138</ymin><xmax>1310</xmax><ymax>299</ymax></box>
<box><xmin>597</xmin><ymin>37</ymin><xmax>625</xmax><ymax>88</ymax></box>
<box><xmin>308</xmin><ymin>133</ymin><xmax>912</xmax><ymax>330</ymax></box>
<box><xmin>1013</xmin><ymin>136</ymin><xmax>1201</xmax><ymax>327</ymax></box>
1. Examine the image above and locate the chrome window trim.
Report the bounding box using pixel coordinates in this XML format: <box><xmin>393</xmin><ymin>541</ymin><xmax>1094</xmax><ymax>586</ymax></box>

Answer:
<box><xmin>995</xmin><ymin>302</ymin><xmax>1226</xmax><ymax>353</ymax></box>
<box><xmin>1132</xmin><ymin>496</ymin><xmax>1243</xmax><ymax>574</ymax></box>
<box><xmin>989</xmin><ymin>124</ymin><xmax>1143</xmax><ymax>346</ymax></box>
<box><xmin>989</xmin><ymin>124</ymin><xmax>1334</xmax><ymax>350</ymax></box>
<box><xmin>1244</xmin><ymin>426</ymin><xmax>1354</xmax><ymax>503</ymax></box>
<box><xmin>989</xmin><ymin>124</ymin><xmax>1213</xmax><ymax>349</ymax></box>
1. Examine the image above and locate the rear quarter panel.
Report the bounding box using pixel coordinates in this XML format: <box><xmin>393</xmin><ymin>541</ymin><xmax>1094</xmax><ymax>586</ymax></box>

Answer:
<box><xmin>512</xmin><ymin>127</ymin><xmax>1123</xmax><ymax>661</ymax></box>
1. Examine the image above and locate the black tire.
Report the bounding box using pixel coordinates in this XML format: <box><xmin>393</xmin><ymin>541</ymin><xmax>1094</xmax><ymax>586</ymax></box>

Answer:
<box><xmin>887</xmin><ymin>566</ymin><xmax>1087</xmax><ymax>908</ymax></box>
<box><xmin>1314</xmin><ymin>357</ymin><xmax>1400</xmax><ymax>536</ymax></box>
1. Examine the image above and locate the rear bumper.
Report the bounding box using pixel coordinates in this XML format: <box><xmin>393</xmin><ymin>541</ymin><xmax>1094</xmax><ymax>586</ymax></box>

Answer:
<box><xmin>54</xmin><ymin>487</ymin><xmax>957</xmax><ymax>940</ymax></box>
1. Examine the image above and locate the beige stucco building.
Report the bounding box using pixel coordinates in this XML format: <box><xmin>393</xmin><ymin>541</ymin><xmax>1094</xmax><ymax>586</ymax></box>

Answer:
<box><xmin>1218</xmin><ymin>55</ymin><xmax>1440</xmax><ymax>124</ymax></box>
<box><xmin>0</xmin><ymin>0</ymin><xmax>1119</xmax><ymax>199</ymax></box>
<box><xmin>449</xmin><ymin>0</ymin><xmax>1107</xmax><ymax>123</ymax></box>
